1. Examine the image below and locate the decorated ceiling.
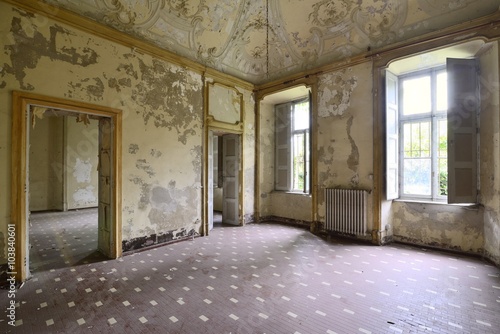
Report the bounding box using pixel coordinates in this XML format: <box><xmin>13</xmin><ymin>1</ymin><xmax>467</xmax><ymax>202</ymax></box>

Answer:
<box><xmin>41</xmin><ymin>0</ymin><xmax>500</xmax><ymax>85</ymax></box>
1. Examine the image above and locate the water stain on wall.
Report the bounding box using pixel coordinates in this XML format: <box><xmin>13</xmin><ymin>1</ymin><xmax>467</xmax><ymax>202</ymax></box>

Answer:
<box><xmin>136</xmin><ymin>159</ymin><xmax>155</xmax><ymax>178</ymax></box>
<box><xmin>128</xmin><ymin>143</ymin><xmax>139</xmax><ymax>154</ymax></box>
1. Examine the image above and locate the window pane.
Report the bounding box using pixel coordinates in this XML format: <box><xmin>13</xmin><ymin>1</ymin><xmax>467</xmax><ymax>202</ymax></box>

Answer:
<box><xmin>438</xmin><ymin>119</ymin><xmax>447</xmax><ymax>158</ymax></box>
<box><xmin>292</xmin><ymin>133</ymin><xmax>305</xmax><ymax>190</ymax></box>
<box><xmin>438</xmin><ymin>118</ymin><xmax>448</xmax><ymax>196</ymax></box>
<box><xmin>403</xmin><ymin>121</ymin><xmax>431</xmax><ymax>158</ymax></box>
<box><xmin>293</xmin><ymin>101</ymin><xmax>309</xmax><ymax>130</ymax></box>
<box><xmin>439</xmin><ymin>158</ymin><xmax>448</xmax><ymax>196</ymax></box>
<box><xmin>403</xmin><ymin>158</ymin><xmax>431</xmax><ymax>195</ymax></box>
<box><xmin>436</xmin><ymin>72</ymin><xmax>447</xmax><ymax>112</ymax></box>
<box><xmin>402</xmin><ymin>76</ymin><xmax>431</xmax><ymax>115</ymax></box>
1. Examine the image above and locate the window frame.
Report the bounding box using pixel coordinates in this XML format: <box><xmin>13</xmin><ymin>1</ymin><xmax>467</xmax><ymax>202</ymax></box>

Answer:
<box><xmin>275</xmin><ymin>96</ymin><xmax>311</xmax><ymax>193</ymax></box>
<box><xmin>398</xmin><ymin>66</ymin><xmax>448</xmax><ymax>202</ymax></box>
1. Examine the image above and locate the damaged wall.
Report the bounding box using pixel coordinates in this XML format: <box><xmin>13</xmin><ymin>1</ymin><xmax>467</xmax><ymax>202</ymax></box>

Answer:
<box><xmin>315</xmin><ymin>63</ymin><xmax>374</xmax><ymax>233</ymax></box>
<box><xmin>29</xmin><ymin>115</ymin><xmax>64</xmax><ymax>212</ymax></box>
<box><xmin>258</xmin><ymin>102</ymin><xmax>275</xmax><ymax>218</ymax></box>
<box><xmin>259</xmin><ymin>97</ymin><xmax>312</xmax><ymax>223</ymax></box>
<box><xmin>392</xmin><ymin>202</ymin><xmax>484</xmax><ymax>253</ymax></box>
<box><xmin>0</xmin><ymin>3</ymin><xmax>207</xmax><ymax>256</ymax></box>
<box><xmin>66</xmin><ymin>116</ymin><xmax>99</xmax><ymax>210</ymax></box>
<box><xmin>242</xmin><ymin>88</ymin><xmax>256</xmax><ymax>223</ymax></box>
<box><xmin>479</xmin><ymin>41</ymin><xmax>500</xmax><ymax>265</ymax></box>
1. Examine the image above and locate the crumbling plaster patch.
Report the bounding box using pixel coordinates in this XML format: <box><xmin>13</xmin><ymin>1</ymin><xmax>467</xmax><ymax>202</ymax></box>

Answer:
<box><xmin>72</xmin><ymin>186</ymin><xmax>97</xmax><ymax>206</ymax></box>
<box><xmin>392</xmin><ymin>201</ymin><xmax>484</xmax><ymax>253</ymax></box>
<box><xmin>318</xmin><ymin>69</ymin><xmax>358</xmax><ymax>117</ymax></box>
<box><xmin>73</xmin><ymin>158</ymin><xmax>92</xmax><ymax>183</ymax></box>
<box><xmin>4</xmin><ymin>11</ymin><xmax>99</xmax><ymax>90</ymax></box>
<box><xmin>316</xmin><ymin>64</ymin><xmax>372</xmax><ymax>191</ymax></box>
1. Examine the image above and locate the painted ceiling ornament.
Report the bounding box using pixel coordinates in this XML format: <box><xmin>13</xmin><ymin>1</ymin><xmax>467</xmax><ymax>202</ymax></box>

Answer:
<box><xmin>308</xmin><ymin>0</ymin><xmax>353</xmax><ymax>27</ymax></box>
<box><xmin>38</xmin><ymin>0</ymin><xmax>500</xmax><ymax>84</ymax></box>
<box><xmin>99</xmin><ymin>0</ymin><xmax>165</xmax><ymax>29</ymax></box>
<box><xmin>166</xmin><ymin>0</ymin><xmax>203</xmax><ymax>18</ymax></box>
<box><xmin>351</xmin><ymin>0</ymin><xmax>407</xmax><ymax>46</ymax></box>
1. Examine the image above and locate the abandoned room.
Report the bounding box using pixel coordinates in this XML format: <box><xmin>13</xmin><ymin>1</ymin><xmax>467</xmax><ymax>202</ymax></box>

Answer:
<box><xmin>1</xmin><ymin>0</ymin><xmax>500</xmax><ymax>333</ymax></box>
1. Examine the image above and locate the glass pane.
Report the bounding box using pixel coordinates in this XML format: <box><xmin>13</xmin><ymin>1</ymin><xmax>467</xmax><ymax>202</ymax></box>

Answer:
<box><xmin>438</xmin><ymin>119</ymin><xmax>447</xmax><ymax>158</ymax></box>
<box><xmin>438</xmin><ymin>118</ymin><xmax>448</xmax><ymax>196</ymax></box>
<box><xmin>403</xmin><ymin>121</ymin><xmax>431</xmax><ymax>158</ymax></box>
<box><xmin>439</xmin><ymin>158</ymin><xmax>448</xmax><ymax>196</ymax></box>
<box><xmin>292</xmin><ymin>133</ymin><xmax>305</xmax><ymax>190</ymax></box>
<box><xmin>403</xmin><ymin>158</ymin><xmax>431</xmax><ymax>195</ymax></box>
<box><xmin>436</xmin><ymin>72</ymin><xmax>448</xmax><ymax>112</ymax></box>
<box><xmin>402</xmin><ymin>76</ymin><xmax>431</xmax><ymax>115</ymax></box>
<box><xmin>293</xmin><ymin>101</ymin><xmax>309</xmax><ymax>130</ymax></box>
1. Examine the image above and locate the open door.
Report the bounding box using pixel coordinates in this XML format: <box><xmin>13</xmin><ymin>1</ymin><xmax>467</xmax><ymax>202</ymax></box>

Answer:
<box><xmin>207</xmin><ymin>131</ymin><xmax>214</xmax><ymax>231</ymax></box>
<box><xmin>222</xmin><ymin>134</ymin><xmax>240</xmax><ymax>225</ymax></box>
<box><xmin>98</xmin><ymin>117</ymin><xmax>114</xmax><ymax>257</ymax></box>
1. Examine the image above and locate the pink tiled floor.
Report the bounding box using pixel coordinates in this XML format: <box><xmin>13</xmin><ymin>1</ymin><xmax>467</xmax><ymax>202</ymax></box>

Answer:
<box><xmin>1</xmin><ymin>209</ymin><xmax>499</xmax><ymax>333</ymax></box>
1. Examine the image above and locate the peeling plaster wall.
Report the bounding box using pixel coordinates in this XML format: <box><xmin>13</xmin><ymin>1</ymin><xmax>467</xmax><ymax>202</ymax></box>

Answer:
<box><xmin>392</xmin><ymin>202</ymin><xmax>484</xmax><ymax>253</ymax></box>
<box><xmin>259</xmin><ymin>99</ymin><xmax>312</xmax><ymax>222</ymax></box>
<box><xmin>259</xmin><ymin>98</ymin><xmax>312</xmax><ymax>222</ymax></box>
<box><xmin>29</xmin><ymin>115</ymin><xmax>64</xmax><ymax>212</ymax></box>
<box><xmin>479</xmin><ymin>41</ymin><xmax>500</xmax><ymax>265</ymax></box>
<box><xmin>0</xmin><ymin>3</ymin><xmax>205</xmax><ymax>255</ymax></box>
<box><xmin>270</xmin><ymin>192</ymin><xmax>312</xmax><ymax>222</ymax></box>
<box><xmin>66</xmin><ymin>117</ymin><xmax>98</xmax><ymax>210</ymax></box>
<box><xmin>259</xmin><ymin>102</ymin><xmax>275</xmax><ymax>218</ymax></box>
<box><xmin>242</xmin><ymin>88</ymin><xmax>256</xmax><ymax>223</ymax></box>
<box><xmin>316</xmin><ymin>63</ymin><xmax>374</xmax><ymax>232</ymax></box>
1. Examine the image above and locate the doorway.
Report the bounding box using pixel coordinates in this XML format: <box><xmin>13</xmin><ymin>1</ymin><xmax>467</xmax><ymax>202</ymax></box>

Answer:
<box><xmin>11</xmin><ymin>91</ymin><xmax>122</xmax><ymax>281</ymax></box>
<box><xmin>28</xmin><ymin>112</ymin><xmax>102</xmax><ymax>272</ymax></box>
<box><xmin>207</xmin><ymin>131</ymin><xmax>242</xmax><ymax>231</ymax></box>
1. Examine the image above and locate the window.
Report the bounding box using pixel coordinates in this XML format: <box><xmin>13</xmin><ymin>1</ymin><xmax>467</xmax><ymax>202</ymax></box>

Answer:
<box><xmin>386</xmin><ymin>58</ymin><xmax>479</xmax><ymax>203</ymax></box>
<box><xmin>275</xmin><ymin>97</ymin><xmax>311</xmax><ymax>192</ymax></box>
<box><xmin>399</xmin><ymin>68</ymin><xmax>448</xmax><ymax>200</ymax></box>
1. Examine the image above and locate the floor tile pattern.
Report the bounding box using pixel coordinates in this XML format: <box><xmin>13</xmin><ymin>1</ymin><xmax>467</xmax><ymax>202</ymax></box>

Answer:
<box><xmin>1</xmin><ymin>209</ymin><xmax>499</xmax><ymax>333</ymax></box>
<box><xmin>28</xmin><ymin>209</ymin><xmax>105</xmax><ymax>272</ymax></box>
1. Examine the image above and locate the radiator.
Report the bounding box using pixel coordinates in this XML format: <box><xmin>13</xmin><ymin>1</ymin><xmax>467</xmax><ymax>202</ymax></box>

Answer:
<box><xmin>325</xmin><ymin>188</ymin><xmax>368</xmax><ymax>235</ymax></box>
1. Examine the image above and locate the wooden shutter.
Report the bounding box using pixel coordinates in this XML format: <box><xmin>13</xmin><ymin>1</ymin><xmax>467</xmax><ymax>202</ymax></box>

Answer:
<box><xmin>386</xmin><ymin>70</ymin><xmax>399</xmax><ymax>200</ymax></box>
<box><xmin>447</xmin><ymin>58</ymin><xmax>478</xmax><ymax>204</ymax></box>
<box><xmin>275</xmin><ymin>103</ymin><xmax>291</xmax><ymax>191</ymax></box>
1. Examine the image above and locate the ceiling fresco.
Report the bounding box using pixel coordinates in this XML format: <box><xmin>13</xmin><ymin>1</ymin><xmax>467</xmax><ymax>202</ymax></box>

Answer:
<box><xmin>41</xmin><ymin>0</ymin><xmax>500</xmax><ymax>85</ymax></box>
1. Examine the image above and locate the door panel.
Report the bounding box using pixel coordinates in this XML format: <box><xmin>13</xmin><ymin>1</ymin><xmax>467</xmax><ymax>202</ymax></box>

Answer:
<box><xmin>222</xmin><ymin>134</ymin><xmax>239</xmax><ymax>225</ymax></box>
<box><xmin>208</xmin><ymin>131</ymin><xmax>214</xmax><ymax>231</ymax></box>
<box><xmin>98</xmin><ymin>117</ymin><xmax>113</xmax><ymax>257</ymax></box>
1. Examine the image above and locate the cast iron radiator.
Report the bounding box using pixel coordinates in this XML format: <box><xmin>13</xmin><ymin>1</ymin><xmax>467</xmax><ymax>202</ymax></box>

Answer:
<box><xmin>325</xmin><ymin>188</ymin><xmax>368</xmax><ymax>235</ymax></box>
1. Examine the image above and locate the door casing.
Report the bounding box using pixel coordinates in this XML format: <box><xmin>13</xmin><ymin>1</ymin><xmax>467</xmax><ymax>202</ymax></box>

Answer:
<box><xmin>11</xmin><ymin>91</ymin><xmax>122</xmax><ymax>281</ymax></box>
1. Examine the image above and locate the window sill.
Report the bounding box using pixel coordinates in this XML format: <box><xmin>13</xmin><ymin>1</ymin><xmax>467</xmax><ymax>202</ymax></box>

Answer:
<box><xmin>393</xmin><ymin>198</ymin><xmax>479</xmax><ymax>208</ymax></box>
<box><xmin>272</xmin><ymin>190</ymin><xmax>311</xmax><ymax>197</ymax></box>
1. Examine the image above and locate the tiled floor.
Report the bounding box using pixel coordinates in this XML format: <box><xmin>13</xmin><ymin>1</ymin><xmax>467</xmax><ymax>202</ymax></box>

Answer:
<box><xmin>1</xmin><ymin>209</ymin><xmax>500</xmax><ymax>333</ymax></box>
<box><xmin>28</xmin><ymin>209</ymin><xmax>105</xmax><ymax>272</ymax></box>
